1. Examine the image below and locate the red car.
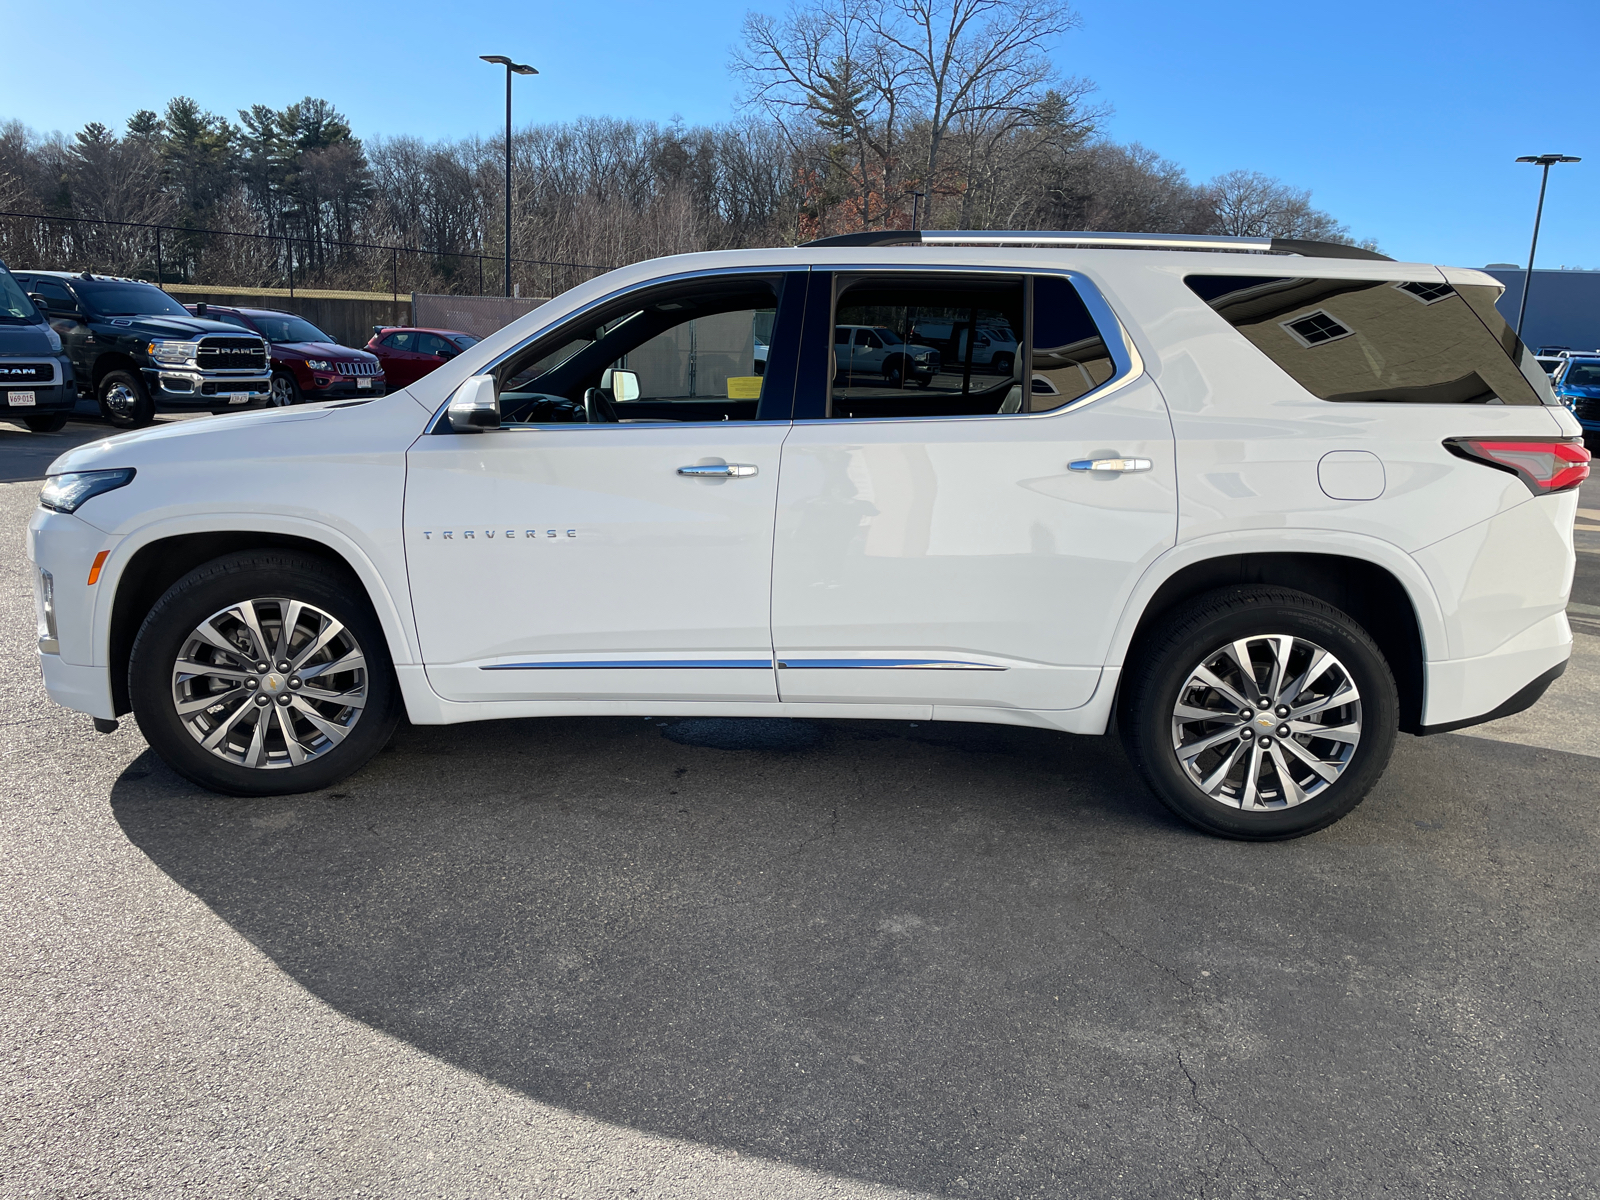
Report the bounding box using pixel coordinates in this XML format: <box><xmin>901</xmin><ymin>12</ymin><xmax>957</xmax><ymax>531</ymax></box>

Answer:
<box><xmin>366</xmin><ymin>327</ymin><xmax>479</xmax><ymax>389</ymax></box>
<box><xmin>184</xmin><ymin>305</ymin><xmax>385</xmax><ymax>405</ymax></box>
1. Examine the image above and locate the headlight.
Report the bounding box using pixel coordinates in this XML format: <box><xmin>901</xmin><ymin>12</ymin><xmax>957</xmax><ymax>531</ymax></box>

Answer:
<box><xmin>914</xmin><ymin>352</ymin><xmax>932</xmax><ymax>363</ymax></box>
<box><xmin>39</xmin><ymin>469</ymin><xmax>137</xmax><ymax>514</ymax></box>
<box><xmin>44</xmin><ymin>326</ymin><xmax>62</xmax><ymax>352</ymax></box>
<box><xmin>304</xmin><ymin>359</ymin><xmax>332</xmax><ymax>370</ymax></box>
<box><xmin>148</xmin><ymin>339</ymin><xmax>199</xmax><ymax>364</ymax></box>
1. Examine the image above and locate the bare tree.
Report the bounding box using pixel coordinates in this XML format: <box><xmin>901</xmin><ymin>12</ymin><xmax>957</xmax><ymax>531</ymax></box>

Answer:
<box><xmin>1206</xmin><ymin>169</ymin><xmax>1355</xmax><ymax>243</ymax></box>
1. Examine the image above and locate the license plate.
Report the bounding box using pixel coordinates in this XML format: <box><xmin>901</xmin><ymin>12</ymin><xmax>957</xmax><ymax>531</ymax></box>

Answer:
<box><xmin>7</xmin><ymin>391</ymin><xmax>36</xmax><ymax>407</ymax></box>
<box><xmin>227</xmin><ymin>392</ymin><xmax>250</xmax><ymax>404</ymax></box>
<box><xmin>357</xmin><ymin>377</ymin><xmax>373</xmax><ymax>389</ymax></box>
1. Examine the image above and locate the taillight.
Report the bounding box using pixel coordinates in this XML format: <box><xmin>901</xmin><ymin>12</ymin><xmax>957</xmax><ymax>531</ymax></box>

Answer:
<box><xmin>1444</xmin><ymin>437</ymin><xmax>1590</xmax><ymax>495</ymax></box>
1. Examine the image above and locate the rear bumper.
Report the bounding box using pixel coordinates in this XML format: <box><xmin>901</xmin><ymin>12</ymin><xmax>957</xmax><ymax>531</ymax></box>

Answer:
<box><xmin>1418</xmin><ymin>610</ymin><xmax>1572</xmax><ymax>732</ymax></box>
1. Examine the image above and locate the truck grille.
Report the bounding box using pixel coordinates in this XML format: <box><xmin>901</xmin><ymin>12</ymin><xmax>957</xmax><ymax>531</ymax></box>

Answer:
<box><xmin>196</xmin><ymin>336</ymin><xmax>267</xmax><ymax>371</ymax></box>
<box><xmin>0</xmin><ymin>362</ymin><xmax>54</xmax><ymax>384</ymax></box>
<box><xmin>336</xmin><ymin>360</ymin><xmax>382</xmax><ymax>377</ymax></box>
<box><xmin>1571</xmin><ymin>397</ymin><xmax>1600</xmax><ymax>422</ymax></box>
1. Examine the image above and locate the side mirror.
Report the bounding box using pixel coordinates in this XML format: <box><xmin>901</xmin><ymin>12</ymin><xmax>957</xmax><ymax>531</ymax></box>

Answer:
<box><xmin>601</xmin><ymin>368</ymin><xmax>640</xmax><ymax>402</ymax></box>
<box><xmin>437</xmin><ymin>347</ymin><xmax>457</xmax><ymax>360</ymax></box>
<box><xmin>446</xmin><ymin>374</ymin><xmax>500</xmax><ymax>432</ymax></box>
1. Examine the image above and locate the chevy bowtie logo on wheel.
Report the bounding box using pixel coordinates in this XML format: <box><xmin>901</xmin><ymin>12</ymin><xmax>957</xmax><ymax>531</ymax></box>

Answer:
<box><xmin>421</xmin><ymin>529</ymin><xmax>577</xmax><ymax>540</ymax></box>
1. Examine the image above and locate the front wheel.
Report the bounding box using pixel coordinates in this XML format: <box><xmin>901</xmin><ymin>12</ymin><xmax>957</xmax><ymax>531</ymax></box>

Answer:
<box><xmin>269</xmin><ymin>372</ymin><xmax>301</xmax><ymax>407</ymax></box>
<box><xmin>1119</xmin><ymin>586</ymin><xmax>1398</xmax><ymax>840</ymax></box>
<box><xmin>25</xmin><ymin>413</ymin><xmax>69</xmax><ymax>433</ymax></box>
<box><xmin>128</xmin><ymin>551</ymin><xmax>402</xmax><ymax>796</ymax></box>
<box><xmin>98</xmin><ymin>369</ymin><xmax>155</xmax><ymax>428</ymax></box>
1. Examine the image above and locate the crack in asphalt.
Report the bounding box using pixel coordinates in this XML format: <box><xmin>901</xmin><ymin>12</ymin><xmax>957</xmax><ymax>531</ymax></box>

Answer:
<box><xmin>1177</xmin><ymin>1051</ymin><xmax>1289</xmax><ymax>1186</ymax></box>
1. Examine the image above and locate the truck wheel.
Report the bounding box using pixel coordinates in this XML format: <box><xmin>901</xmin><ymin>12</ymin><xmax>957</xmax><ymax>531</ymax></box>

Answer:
<box><xmin>128</xmin><ymin>551</ymin><xmax>402</xmax><ymax>797</ymax></box>
<box><xmin>98</xmin><ymin>370</ymin><xmax>155</xmax><ymax>428</ymax></box>
<box><xmin>25</xmin><ymin>413</ymin><xmax>69</xmax><ymax>433</ymax></box>
<box><xmin>269</xmin><ymin>372</ymin><xmax>301</xmax><ymax>407</ymax></box>
<box><xmin>1119</xmin><ymin>586</ymin><xmax>1398</xmax><ymax>840</ymax></box>
<box><xmin>992</xmin><ymin>352</ymin><xmax>1015</xmax><ymax>377</ymax></box>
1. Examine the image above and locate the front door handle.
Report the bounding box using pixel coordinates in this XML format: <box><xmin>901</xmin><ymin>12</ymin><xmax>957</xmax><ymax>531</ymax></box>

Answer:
<box><xmin>678</xmin><ymin>463</ymin><xmax>759</xmax><ymax>478</ymax></box>
<box><xmin>1069</xmin><ymin>457</ymin><xmax>1152</xmax><ymax>473</ymax></box>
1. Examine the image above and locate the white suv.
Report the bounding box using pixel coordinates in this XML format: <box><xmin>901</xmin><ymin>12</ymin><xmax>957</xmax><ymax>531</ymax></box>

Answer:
<box><xmin>29</xmin><ymin>230</ymin><xmax>1589</xmax><ymax>839</ymax></box>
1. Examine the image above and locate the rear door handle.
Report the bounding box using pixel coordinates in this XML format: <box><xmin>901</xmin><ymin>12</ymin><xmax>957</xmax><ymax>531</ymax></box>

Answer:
<box><xmin>678</xmin><ymin>463</ymin><xmax>759</xmax><ymax>477</ymax></box>
<box><xmin>1069</xmin><ymin>457</ymin><xmax>1152</xmax><ymax>473</ymax></box>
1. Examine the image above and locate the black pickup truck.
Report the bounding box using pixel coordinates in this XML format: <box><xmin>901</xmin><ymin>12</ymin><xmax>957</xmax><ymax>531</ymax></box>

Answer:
<box><xmin>0</xmin><ymin>259</ymin><xmax>76</xmax><ymax>433</ymax></box>
<box><xmin>10</xmin><ymin>270</ymin><xmax>271</xmax><ymax>428</ymax></box>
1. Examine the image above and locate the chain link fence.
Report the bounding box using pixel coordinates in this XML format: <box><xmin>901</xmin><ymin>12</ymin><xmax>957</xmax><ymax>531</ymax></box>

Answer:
<box><xmin>0</xmin><ymin>210</ymin><xmax>603</xmax><ymax>302</ymax></box>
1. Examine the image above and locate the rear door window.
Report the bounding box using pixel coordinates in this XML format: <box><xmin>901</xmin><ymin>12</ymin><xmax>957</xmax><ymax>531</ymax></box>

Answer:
<box><xmin>1185</xmin><ymin>275</ymin><xmax>1545</xmax><ymax>405</ymax></box>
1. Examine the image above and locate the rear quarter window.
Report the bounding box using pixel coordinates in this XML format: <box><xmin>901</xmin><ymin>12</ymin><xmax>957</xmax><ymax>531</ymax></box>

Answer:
<box><xmin>1185</xmin><ymin>275</ymin><xmax>1545</xmax><ymax>406</ymax></box>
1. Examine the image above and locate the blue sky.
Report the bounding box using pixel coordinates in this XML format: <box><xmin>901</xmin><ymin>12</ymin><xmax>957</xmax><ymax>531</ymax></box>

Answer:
<box><xmin>2</xmin><ymin>0</ymin><xmax>1595</xmax><ymax>269</ymax></box>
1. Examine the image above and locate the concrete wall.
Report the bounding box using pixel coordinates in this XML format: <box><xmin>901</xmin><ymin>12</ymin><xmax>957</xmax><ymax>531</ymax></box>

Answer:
<box><xmin>1482</xmin><ymin>268</ymin><xmax>1600</xmax><ymax>353</ymax></box>
<box><xmin>412</xmin><ymin>294</ymin><xmax>549</xmax><ymax>340</ymax></box>
<box><xmin>162</xmin><ymin>285</ymin><xmax>411</xmax><ymax>349</ymax></box>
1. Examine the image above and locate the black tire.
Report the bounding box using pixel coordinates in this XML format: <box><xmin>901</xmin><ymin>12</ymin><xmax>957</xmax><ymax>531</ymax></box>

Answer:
<box><xmin>25</xmin><ymin>413</ymin><xmax>69</xmax><ymax>433</ymax></box>
<box><xmin>128</xmin><ymin>551</ymin><xmax>402</xmax><ymax>797</ymax></box>
<box><xmin>98</xmin><ymin>369</ymin><xmax>155</xmax><ymax>428</ymax></box>
<box><xmin>1119</xmin><ymin>586</ymin><xmax>1398</xmax><ymax>840</ymax></box>
<box><xmin>269</xmin><ymin>372</ymin><xmax>301</xmax><ymax>407</ymax></box>
<box><xmin>883</xmin><ymin>358</ymin><xmax>905</xmax><ymax>389</ymax></box>
<box><xmin>992</xmin><ymin>352</ymin><xmax>1014</xmax><ymax>377</ymax></box>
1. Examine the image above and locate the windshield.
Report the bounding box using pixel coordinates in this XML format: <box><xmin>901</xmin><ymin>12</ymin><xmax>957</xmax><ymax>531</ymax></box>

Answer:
<box><xmin>0</xmin><ymin>270</ymin><xmax>43</xmax><ymax>325</ymax></box>
<box><xmin>78</xmin><ymin>280</ymin><xmax>192</xmax><ymax>318</ymax></box>
<box><xmin>873</xmin><ymin>326</ymin><xmax>904</xmax><ymax>345</ymax></box>
<box><xmin>450</xmin><ymin>334</ymin><xmax>479</xmax><ymax>350</ymax></box>
<box><xmin>252</xmin><ymin>314</ymin><xmax>334</xmax><ymax>344</ymax></box>
<box><xmin>1564</xmin><ymin>363</ymin><xmax>1600</xmax><ymax>388</ymax></box>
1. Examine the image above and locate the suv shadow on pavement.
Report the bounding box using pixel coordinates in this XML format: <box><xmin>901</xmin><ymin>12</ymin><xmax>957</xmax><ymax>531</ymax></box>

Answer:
<box><xmin>110</xmin><ymin>715</ymin><xmax>1600</xmax><ymax>1197</ymax></box>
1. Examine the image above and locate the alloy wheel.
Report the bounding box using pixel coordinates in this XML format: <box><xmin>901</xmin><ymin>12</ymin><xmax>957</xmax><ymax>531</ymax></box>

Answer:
<box><xmin>269</xmin><ymin>376</ymin><xmax>295</xmax><ymax>406</ymax></box>
<box><xmin>1169</xmin><ymin>634</ymin><xmax>1361</xmax><ymax>810</ymax></box>
<box><xmin>170</xmin><ymin>597</ymin><xmax>368</xmax><ymax>769</ymax></box>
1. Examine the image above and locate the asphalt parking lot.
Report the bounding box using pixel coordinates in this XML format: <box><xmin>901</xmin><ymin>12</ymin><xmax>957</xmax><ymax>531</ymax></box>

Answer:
<box><xmin>3</xmin><ymin>415</ymin><xmax>1599</xmax><ymax>1199</ymax></box>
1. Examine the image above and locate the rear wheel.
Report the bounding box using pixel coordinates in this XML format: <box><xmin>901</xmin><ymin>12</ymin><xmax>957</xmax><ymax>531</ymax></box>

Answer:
<box><xmin>1120</xmin><ymin>586</ymin><xmax>1398</xmax><ymax>840</ymax></box>
<box><xmin>98</xmin><ymin>369</ymin><xmax>154</xmax><ymax>428</ymax></box>
<box><xmin>128</xmin><ymin>552</ymin><xmax>401</xmax><ymax>796</ymax></box>
<box><xmin>25</xmin><ymin>413</ymin><xmax>69</xmax><ymax>433</ymax></box>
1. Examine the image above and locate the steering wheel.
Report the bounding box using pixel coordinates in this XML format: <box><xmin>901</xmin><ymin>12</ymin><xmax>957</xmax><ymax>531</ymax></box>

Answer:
<box><xmin>582</xmin><ymin>387</ymin><xmax>618</xmax><ymax>423</ymax></box>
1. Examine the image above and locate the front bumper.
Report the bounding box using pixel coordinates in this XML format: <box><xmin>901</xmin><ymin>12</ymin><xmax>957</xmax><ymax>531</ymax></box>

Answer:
<box><xmin>142</xmin><ymin>366</ymin><xmax>271</xmax><ymax>412</ymax></box>
<box><xmin>303</xmin><ymin>377</ymin><xmax>387</xmax><ymax>400</ymax></box>
<box><xmin>3</xmin><ymin>381</ymin><xmax>76</xmax><ymax>413</ymax></box>
<box><xmin>38</xmin><ymin>651</ymin><xmax>116</xmax><ymax>721</ymax></box>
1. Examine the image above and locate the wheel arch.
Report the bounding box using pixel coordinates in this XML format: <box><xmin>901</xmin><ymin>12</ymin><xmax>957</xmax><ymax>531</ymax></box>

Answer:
<box><xmin>100</xmin><ymin>521</ymin><xmax>418</xmax><ymax>716</ymax></box>
<box><xmin>92</xmin><ymin>353</ymin><xmax>141</xmax><ymax>390</ymax></box>
<box><xmin>1111</xmin><ymin>544</ymin><xmax>1438</xmax><ymax>735</ymax></box>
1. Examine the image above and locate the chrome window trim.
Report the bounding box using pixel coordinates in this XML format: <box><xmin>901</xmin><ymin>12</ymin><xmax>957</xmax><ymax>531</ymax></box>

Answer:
<box><xmin>807</xmin><ymin>263</ymin><xmax>1144</xmax><ymax>425</ymax></box>
<box><xmin>430</xmin><ymin>261</ymin><xmax>1146</xmax><ymax>433</ymax></box>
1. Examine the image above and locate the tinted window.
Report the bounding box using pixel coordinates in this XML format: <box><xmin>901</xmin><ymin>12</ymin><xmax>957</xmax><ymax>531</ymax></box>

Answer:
<box><xmin>1564</xmin><ymin>362</ymin><xmax>1600</xmax><ymax>388</ymax></box>
<box><xmin>212</xmin><ymin>311</ymin><xmax>253</xmax><ymax>330</ymax></box>
<box><xmin>31</xmin><ymin>279</ymin><xmax>77</xmax><ymax>313</ymax></box>
<box><xmin>381</xmin><ymin>331</ymin><xmax>415</xmax><ymax>351</ymax></box>
<box><xmin>1031</xmin><ymin>275</ymin><xmax>1117</xmax><ymax>411</ymax></box>
<box><xmin>417</xmin><ymin>333</ymin><xmax>454</xmax><ymax>356</ymax></box>
<box><xmin>450</xmin><ymin>335</ymin><xmax>479</xmax><ymax>350</ymax></box>
<box><xmin>828</xmin><ymin>276</ymin><xmax>1025</xmax><ymax>419</ymax></box>
<box><xmin>1185</xmin><ymin>275</ymin><xmax>1544</xmax><ymax>405</ymax></box>
<box><xmin>76</xmin><ymin>280</ymin><xmax>191</xmax><ymax>318</ymax></box>
<box><xmin>251</xmin><ymin>314</ymin><xmax>332</xmax><ymax>343</ymax></box>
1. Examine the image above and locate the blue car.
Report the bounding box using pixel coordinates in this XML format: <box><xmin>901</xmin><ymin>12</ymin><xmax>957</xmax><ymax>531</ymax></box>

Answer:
<box><xmin>1553</xmin><ymin>355</ymin><xmax>1600</xmax><ymax>444</ymax></box>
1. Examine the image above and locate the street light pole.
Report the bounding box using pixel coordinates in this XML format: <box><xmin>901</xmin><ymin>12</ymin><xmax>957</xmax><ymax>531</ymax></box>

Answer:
<box><xmin>909</xmin><ymin>190</ymin><xmax>926</xmax><ymax>231</ymax></box>
<box><xmin>1513</xmin><ymin>153</ymin><xmax>1580</xmax><ymax>341</ymax></box>
<box><xmin>480</xmin><ymin>54</ymin><xmax>538</xmax><ymax>298</ymax></box>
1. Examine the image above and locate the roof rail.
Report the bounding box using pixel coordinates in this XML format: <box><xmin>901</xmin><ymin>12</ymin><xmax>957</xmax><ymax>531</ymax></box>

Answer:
<box><xmin>801</xmin><ymin>229</ymin><xmax>1392</xmax><ymax>262</ymax></box>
